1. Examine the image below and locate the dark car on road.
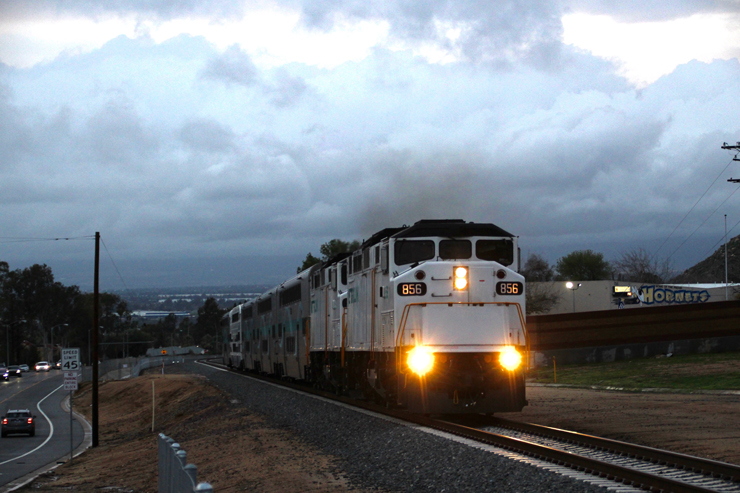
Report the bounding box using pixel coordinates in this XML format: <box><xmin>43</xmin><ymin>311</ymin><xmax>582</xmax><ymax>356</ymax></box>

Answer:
<box><xmin>7</xmin><ymin>365</ymin><xmax>22</xmax><ymax>377</ymax></box>
<box><xmin>1</xmin><ymin>409</ymin><xmax>36</xmax><ymax>437</ymax></box>
<box><xmin>0</xmin><ymin>366</ymin><xmax>7</xmax><ymax>381</ymax></box>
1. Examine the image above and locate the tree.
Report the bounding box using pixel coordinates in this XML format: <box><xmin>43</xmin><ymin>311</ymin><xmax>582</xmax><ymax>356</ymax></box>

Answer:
<box><xmin>1</xmin><ymin>264</ymin><xmax>66</xmax><ymax>364</ymax></box>
<box><xmin>297</xmin><ymin>252</ymin><xmax>320</xmax><ymax>273</ymax></box>
<box><xmin>526</xmin><ymin>283</ymin><xmax>562</xmax><ymax>315</ymax></box>
<box><xmin>520</xmin><ymin>254</ymin><xmax>560</xmax><ymax>315</ymax></box>
<box><xmin>521</xmin><ymin>253</ymin><xmax>554</xmax><ymax>282</ymax></box>
<box><xmin>614</xmin><ymin>248</ymin><xmax>673</xmax><ymax>284</ymax></box>
<box><xmin>297</xmin><ymin>238</ymin><xmax>361</xmax><ymax>273</ymax></box>
<box><xmin>555</xmin><ymin>250</ymin><xmax>612</xmax><ymax>281</ymax></box>
<box><xmin>193</xmin><ymin>297</ymin><xmax>225</xmax><ymax>349</ymax></box>
<box><xmin>320</xmin><ymin>239</ymin><xmax>361</xmax><ymax>259</ymax></box>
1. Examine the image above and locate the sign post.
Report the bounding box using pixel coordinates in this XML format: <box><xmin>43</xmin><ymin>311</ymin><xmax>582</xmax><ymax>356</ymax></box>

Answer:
<box><xmin>62</xmin><ymin>348</ymin><xmax>80</xmax><ymax>461</ymax></box>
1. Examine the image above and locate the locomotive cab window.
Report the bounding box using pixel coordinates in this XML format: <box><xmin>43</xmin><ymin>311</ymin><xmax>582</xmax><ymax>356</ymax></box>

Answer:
<box><xmin>439</xmin><ymin>240</ymin><xmax>472</xmax><ymax>260</ymax></box>
<box><xmin>476</xmin><ymin>239</ymin><xmax>514</xmax><ymax>265</ymax></box>
<box><xmin>394</xmin><ymin>240</ymin><xmax>435</xmax><ymax>266</ymax></box>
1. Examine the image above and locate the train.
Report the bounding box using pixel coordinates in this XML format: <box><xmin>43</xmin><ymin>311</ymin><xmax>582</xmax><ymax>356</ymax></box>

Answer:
<box><xmin>221</xmin><ymin>219</ymin><xmax>528</xmax><ymax>414</ymax></box>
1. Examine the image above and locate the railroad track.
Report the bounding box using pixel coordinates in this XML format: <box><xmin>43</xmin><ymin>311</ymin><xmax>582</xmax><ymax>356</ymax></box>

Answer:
<box><xmin>434</xmin><ymin>416</ymin><xmax>740</xmax><ymax>493</ymax></box>
<box><xmin>203</xmin><ymin>360</ymin><xmax>740</xmax><ymax>493</ymax></box>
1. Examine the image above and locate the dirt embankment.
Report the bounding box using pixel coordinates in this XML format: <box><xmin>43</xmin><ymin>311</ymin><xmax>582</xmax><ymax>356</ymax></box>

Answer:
<box><xmin>23</xmin><ymin>374</ymin><xmax>740</xmax><ymax>492</ymax></box>
<box><xmin>25</xmin><ymin>374</ymin><xmax>365</xmax><ymax>493</ymax></box>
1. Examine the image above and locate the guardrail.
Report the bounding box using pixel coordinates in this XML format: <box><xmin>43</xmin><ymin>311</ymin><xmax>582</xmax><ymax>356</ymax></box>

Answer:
<box><xmin>158</xmin><ymin>433</ymin><xmax>213</xmax><ymax>493</ymax></box>
<box><xmin>80</xmin><ymin>355</ymin><xmax>189</xmax><ymax>382</ymax></box>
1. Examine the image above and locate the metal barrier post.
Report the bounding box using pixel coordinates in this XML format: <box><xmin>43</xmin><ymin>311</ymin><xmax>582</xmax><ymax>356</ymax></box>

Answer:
<box><xmin>158</xmin><ymin>433</ymin><xmax>214</xmax><ymax>493</ymax></box>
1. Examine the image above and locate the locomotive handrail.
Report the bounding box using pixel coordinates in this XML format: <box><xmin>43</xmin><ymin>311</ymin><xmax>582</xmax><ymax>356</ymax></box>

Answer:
<box><xmin>394</xmin><ymin>301</ymin><xmax>529</xmax><ymax>371</ymax></box>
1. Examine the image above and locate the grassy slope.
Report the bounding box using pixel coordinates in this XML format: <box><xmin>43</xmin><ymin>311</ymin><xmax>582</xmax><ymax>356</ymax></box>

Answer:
<box><xmin>527</xmin><ymin>351</ymin><xmax>740</xmax><ymax>390</ymax></box>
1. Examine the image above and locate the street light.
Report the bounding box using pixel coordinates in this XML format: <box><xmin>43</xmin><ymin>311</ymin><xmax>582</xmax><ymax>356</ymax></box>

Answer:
<box><xmin>50</xmin><ymin>324</ymin><xmax>68</xmax><ymax>365</ymax></box>
<box><xmin>565</xmin><ymin>282</ymin><xmax>582</xmax><ymax>313</ymax></box>
<box><xmin>3</xmin><ymin>319</ymin><xmax>27</xmax><ymax>365</ymax></box>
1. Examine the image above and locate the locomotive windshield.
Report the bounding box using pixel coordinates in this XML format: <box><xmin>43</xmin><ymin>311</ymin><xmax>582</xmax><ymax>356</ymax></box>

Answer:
<box><xmin>476</xmin><ymin>239</ymin><xmax>514</xmax><ymax>265</ymax></box>
<box><xmin>395</xmin><ymin>238</ymin><xmax>515</xmax><ymax>265</ymax></box>
<box><xmin>439</xmin><ymin>240</ymin><xmax>472</xmax><ymax>259</ymax></box>
<box><xmin>394</xmin><ymin>240</ymin><xmax>435</xmax><ymax>265</ymax></box>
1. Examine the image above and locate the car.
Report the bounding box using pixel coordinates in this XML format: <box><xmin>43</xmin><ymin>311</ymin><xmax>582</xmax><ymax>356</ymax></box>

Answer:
<box><xmin>18</xmin><ymin>364</ymin><xmax>29</xmax><ymax>372</ymax></box>
<box><xmin>1</xmin><ymin>409</ymin><xmax>36</xmax><ymax>437</ymax></box>
<box><xmin>35</xmin><ymin>361</ymin><xmax>51</xmax><ymax>372</ymax></box>
<box><xmin>6</xmin><ymin>366</ymin><xmax>22</xmax><ymax>377</ymax></box>
<box><xmin>0</xmin><ymin>366</ymin><xmax>7</xmax><ymax>382</ymax></box>
<box><xmin>54</xmin><ymin>361</ymin><xmax>61</xmax><ymax>370</ymax></box>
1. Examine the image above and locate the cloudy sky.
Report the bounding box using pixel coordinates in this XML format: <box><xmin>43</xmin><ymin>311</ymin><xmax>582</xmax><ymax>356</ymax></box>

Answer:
<box><xmin>1</xmin><ymin>0</ymin><xmax>740</xmax><ymax>290</ymax></box>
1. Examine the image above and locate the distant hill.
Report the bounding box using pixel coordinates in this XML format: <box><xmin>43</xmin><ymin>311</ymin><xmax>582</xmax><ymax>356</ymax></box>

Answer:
<box><xmin>671</xmin><ymin>235</ymin><xmax>740</xmax><ymax>284</ymax></box>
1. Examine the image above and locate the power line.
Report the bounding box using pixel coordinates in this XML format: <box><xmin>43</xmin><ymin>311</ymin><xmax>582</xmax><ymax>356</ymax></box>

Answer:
<box><xmin>650</xmin><ymin>156</ymin><xmax>735</xmax><ymax>262</ymax></box>
<box><xmin>100</xmin><ymin>237</ymin><xmax>131</xmax><ymax>292</ymax></box>
<box><xmin>706</xmin><ymin>216</ymin><xmax>740</xmax><ymax>257</ymax></box>
<box><xmin>0</xmin><ymin>235</ymin><xmax>94</xmax><ymax>244</ymax></box>
<box><xmin>666</xmin><ymin>184</ymin><xmax>740</xmax><ymax>263</ymax></box>
<box><xmin>652</xmin><ymin>142</ymin><xmax>740</xmax><ymax>264</ymax></box>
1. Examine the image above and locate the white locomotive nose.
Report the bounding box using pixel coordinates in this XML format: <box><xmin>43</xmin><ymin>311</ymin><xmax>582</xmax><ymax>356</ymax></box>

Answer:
<box><xmin>223</xmin><ymin>219</ymin><xmax>527</xmax><ymax>415</ymax></box>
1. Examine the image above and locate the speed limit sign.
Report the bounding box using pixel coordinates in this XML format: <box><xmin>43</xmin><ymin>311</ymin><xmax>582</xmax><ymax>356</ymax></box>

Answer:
<box><xmin>61</xmin><ymin>348</ymin><xmax>80</xmax><ymax>372</ymax></box>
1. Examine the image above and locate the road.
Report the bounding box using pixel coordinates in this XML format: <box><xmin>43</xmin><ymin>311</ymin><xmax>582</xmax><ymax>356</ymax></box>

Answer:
<box><xmin>0</xmin><ymin>370</ymin><xmax>85</xmax><ymax>489</ymax></box>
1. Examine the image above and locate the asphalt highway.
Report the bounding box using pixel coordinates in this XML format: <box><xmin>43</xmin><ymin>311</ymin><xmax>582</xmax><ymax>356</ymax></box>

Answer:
<box><xmin>0</xmin><ymin>370</ymin><xmax>85</xmax><ymax>490</ymax></box>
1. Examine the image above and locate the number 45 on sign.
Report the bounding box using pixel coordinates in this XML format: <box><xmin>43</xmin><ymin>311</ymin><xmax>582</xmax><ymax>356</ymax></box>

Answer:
<box><xmin>61</xmin><ymin>348</ymin><xmax>80</xmax><ymax>371</ymax></box>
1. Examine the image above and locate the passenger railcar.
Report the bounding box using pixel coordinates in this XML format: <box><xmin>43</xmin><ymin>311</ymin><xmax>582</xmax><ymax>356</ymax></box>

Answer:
<box><xmin>222</xmin><ymin>219</ymin><xmax>528</xmax><ymax>414</ymax></box>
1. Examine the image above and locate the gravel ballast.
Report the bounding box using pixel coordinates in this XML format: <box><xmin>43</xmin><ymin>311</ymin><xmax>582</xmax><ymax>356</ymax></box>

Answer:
<box><xmin>182</xmin><ymin>361</ymin><xmax>611</xmax><ymax>493</ymax></box>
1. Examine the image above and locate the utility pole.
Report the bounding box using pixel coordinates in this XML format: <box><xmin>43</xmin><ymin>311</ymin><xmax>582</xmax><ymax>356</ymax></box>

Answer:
<box><xmin>93</xmin><ymin>232</ymin><xmax>100</xmax><ymax>447</ymax></box>
<box><xmin>724</xmin><ymin>142</ymin><xmax>740</xmax><ymax>183</ymax></box>
<box><xmin>725</xmin><ymin>215</ymin><xmax>729</xmax><ymax>301</ymax></box>
<box><xmin>725</xmin><ymin>143</ymin><xmax>739</xmax><ymax>296</ymax></box>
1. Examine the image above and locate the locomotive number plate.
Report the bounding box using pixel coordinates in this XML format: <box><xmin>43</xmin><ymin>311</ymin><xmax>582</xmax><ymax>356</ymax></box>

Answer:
<box><xmin>496</xmin><ymin>281</ymin><xmax>523</xmax><ymax>295</ymax></box>
<box><xmin>397</xmin><ymin>282</ymin><xmax>427</xmax><ymax>296</ymax></box>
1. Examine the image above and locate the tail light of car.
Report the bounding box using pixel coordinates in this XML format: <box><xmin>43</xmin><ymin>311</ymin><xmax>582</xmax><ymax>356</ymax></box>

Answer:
<box><xmin>2</xmin><ymin>418</ymin><xmax>7</xmax><ymax>425</ymax></box>
<box><xmin>27</xmin><ymin>418</ymin><xmax>33</xmax><ymax>424</ymax></box>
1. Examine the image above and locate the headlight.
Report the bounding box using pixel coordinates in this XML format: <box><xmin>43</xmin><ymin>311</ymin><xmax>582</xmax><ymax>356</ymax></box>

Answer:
<box><xmin>499</xmin><ymin>346</ymin><xmax>522</xmax><ymax>371</ymax></box>
<box><xmin>453</xmin><ymin>266</ymin><xmax>468</xmax><ymax>291</ymax></box>
<box><xmin>407</xmin><ymin>345</ymin><xmax>435</xmax><ymax>376</ymax></box>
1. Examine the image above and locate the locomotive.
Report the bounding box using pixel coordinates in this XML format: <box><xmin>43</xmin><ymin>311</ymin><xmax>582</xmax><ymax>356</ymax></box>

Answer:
<box><xmin>222</xmin><ymin>219</ymin><xmax>528</xmax><ymax>414</ymax></box>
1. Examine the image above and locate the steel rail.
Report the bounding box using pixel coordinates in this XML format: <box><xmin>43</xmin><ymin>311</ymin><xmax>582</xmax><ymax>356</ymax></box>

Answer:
<box><xmin>487</xmin><ymin>417</ymin><xmax>740</xmax><ymax>481</ymax></box>
<box><xmin>200</xmin><ymin>360</ymin><xmax>720</xmax><ymax>493</ymax></box>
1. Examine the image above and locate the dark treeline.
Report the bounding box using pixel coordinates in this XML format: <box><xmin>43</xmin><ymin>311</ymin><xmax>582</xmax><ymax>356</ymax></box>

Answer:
<box><xmin>0</xmin><ymin>261</ymin><xmax>226</xmax><ymax>366</ymax></box>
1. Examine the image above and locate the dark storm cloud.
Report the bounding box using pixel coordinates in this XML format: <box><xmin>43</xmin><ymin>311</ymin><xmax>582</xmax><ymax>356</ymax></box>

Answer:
<box><xmin>84</xmin><ymin>98</ymin><xmax>160</xmax><ymax>169</ymax></box>
<box><xmin>179</xmin><ymin>119</ymin><xmax>236</xmax><ymax>153</ymax></box>
<box><xmin>2</xmin><ymin>16</ymin><xmax>740</xmax><ymax>287</ymax></box>
<box><xmin>562</xmin><ymin>0</ymin><xmax>740</xmax><ymax>21</ymax></box>
<box><xmin>298</xmin><ymin>0</ymin><xmax>564</xmax><ymax>67</ymax></box>
<box><xmin>0</xmin><ymin>0</ymin><xmax>245</xmax><ymax>22</ymax></box>
<box><xmin>266</xmin><ymin>68</ymin><xmax>308</xmax><ymax>108</ymax></box>
<box><xmin>200</xmin><ymin>45</ymin><xmax>259</xmax><ymax>87</ymax></box>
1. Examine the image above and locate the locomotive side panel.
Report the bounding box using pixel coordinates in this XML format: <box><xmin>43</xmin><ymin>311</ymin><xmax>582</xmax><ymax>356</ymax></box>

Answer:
<box><xmin>276</xmin><ymin>272</ymin><xmax>311</xmax><ymax>380</ymax></box>
<box><xmin>255</xmin><ymin>290</ymin><xmax>276</xmax><ymax>374</ymax></box>
<box><xmin>228</xmin><ymin>305</ymin><xmax>243</xmax><ymax>369</ymax></box>
<box><xmin>241</xmin><ymin>302</ymin><xmax>255</xmax><ymax>371</ymax></box>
